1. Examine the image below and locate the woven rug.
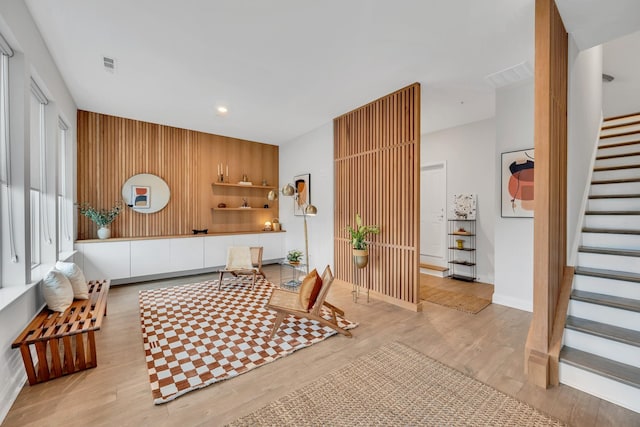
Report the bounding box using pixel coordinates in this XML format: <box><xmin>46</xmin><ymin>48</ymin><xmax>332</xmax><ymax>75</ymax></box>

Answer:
<box><xmin>420</xmin><ymin>285</ymin><xmax>491</xmax><ymax>314</ymax></box>
<box><xmin>138</xmin><ymin>278</ymin><xmax>357</xmax><ymax>404</ymax></box>
<box><xmin>230</xmin><ymin>342</ymin><xmax>565</xmax><ymax>426</ymax></box>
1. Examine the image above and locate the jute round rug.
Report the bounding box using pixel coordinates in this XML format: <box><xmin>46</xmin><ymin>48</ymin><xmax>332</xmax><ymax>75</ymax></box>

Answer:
<box><xmin>229</xmin><ymin>342</ymin><xmax>564</xmax><ymax>426</ymax></box>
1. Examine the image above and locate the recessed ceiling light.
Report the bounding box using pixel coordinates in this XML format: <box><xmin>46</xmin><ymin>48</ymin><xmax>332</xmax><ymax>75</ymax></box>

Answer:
<box><xmin>217</xmin><ymin>106</ymin><xmax>228</xmax><ymax>115</ymax></box>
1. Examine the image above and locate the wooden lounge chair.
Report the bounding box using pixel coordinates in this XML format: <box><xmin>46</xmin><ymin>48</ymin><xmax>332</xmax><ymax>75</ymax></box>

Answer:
<box><xmin>218</xmin><ymin>246</ymin><xmax>265</xmax><ymax>290</ymax></box>
<box><xmin>266</xmin><ymin>265</ymin><xmax>352</xmax><ymax>339</ymax></box>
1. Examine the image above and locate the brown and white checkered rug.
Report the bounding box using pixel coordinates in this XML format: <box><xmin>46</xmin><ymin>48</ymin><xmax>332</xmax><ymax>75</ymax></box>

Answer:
<box><xmin>139</xmin><ymin>277</ymin><xmax>357</xmax><ymax>404</ymax></box>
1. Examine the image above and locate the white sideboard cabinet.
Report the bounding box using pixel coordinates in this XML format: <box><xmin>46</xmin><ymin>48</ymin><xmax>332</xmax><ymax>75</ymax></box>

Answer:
<box><xmin>75</xmin><ymin>232</ymin><xmax>284</xmax><ymax>283</ymax></box>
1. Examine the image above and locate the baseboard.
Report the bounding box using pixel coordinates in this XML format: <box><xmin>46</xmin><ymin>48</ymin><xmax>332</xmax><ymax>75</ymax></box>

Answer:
<box><xmin>491</xmin><ymin>293</ymin><xmax>532</xmax><ymax>312</ymax></box>
<box><xmin>0</xmin><ymin>351</ymin><xmax>27</xmax><ymax>424</ymax></box>
<box><xmin>334</xmin><ymin>279</ymin><xmax>422</xmax><ymax>312</ymax></box>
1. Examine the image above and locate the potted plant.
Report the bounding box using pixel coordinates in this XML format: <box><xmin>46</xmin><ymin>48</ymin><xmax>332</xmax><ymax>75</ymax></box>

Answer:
<box><xmin>346</xmin><ymin>213</ymin><xmax>380</xmax><ymax>268</ymax></box>
<box><xmin>286</xmin><ymin>249</ymin><xmax>303</xmax><ymax>265</ymax></box>
<box><xmin>79</xmin><ymin>201</ymin><xmax>123</xmax><ymax>239</ymax></box>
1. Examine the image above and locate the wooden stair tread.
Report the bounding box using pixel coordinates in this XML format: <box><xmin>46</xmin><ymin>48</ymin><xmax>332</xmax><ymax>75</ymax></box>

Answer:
<box><xmin>571</xmin><ymin>290</ymin><xmax>640</xmax><ymax>313</ymax></box>
<box><xmin>560</xmin><ymin>346</ymin><xmax>640</xmax><ymax>389</ymax></box>
<box><xmin>566</xmin><ymin>316</ymin><xmax>640</xmax><ymax>348</ymax></box>
<box><xmin>578</xmin><ymin>246</ymin><xmax>640</xmax><ymax>257</ymax></box>
<box><xmin>589</xmin><ymin>194</ymin><xmax>640</xmax><ymax>200</ymax></box>
<box><xmin>593</xmin><ymin>164</ymin><xmax>640</xmax><ymax>172</ymax></box>
<box><xmin>604</xmin><ymin>112</ymin><xmax>640</xmax><ymax>122</ymax></box>
<box><xmin>584</xmin><ymin>211</ymin><xmax>640</xmax><ymax>216</ymax></box>
<box><xmin>592</xmin><ymin>177</ymin><xmax>640</xmax><ymax>185</ymax></box>
<box><xmin>596</xmin><ymin>150</ymin><xmax>640</xmax><ymax>160</ymax></box>
<box><xmin>575</xmin><ymin>266</ymin><xmax>640</xmax><ymax>283</ymax></box>
<box><xmin>602</xmin><ymin>119</ymin><xmax>640</xmax><ymax>131</ymax></box>
<box><xmin>419</xmin><ymin>263</ymin><xmax>448</xmax><ymax>272</ymax></box>
<box><xmin>598</xmin><ymin>140</ymin><xmax>640</xmax><ymax>150</ymax></box>
<box><xmin>582</xmin><ymin>227</ymin><xmax>640</xmax><ymax>235</ymax></box>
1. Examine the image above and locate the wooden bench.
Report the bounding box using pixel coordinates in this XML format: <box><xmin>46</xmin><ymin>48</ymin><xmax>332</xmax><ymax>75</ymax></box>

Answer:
<box><xmin>12</xmin><ymin>279</ymin><xmax>110</xmax><ymax>385</ymax></box>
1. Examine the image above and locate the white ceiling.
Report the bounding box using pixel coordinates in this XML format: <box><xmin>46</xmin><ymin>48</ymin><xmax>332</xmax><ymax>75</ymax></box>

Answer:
<box><xmin>23</xmin><ymin>1</ymin><xmax>640</xmax><ymax>145</ymax></box>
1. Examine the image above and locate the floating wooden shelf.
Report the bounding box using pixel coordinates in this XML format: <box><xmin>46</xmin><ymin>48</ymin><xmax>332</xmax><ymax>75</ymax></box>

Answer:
<box><xmin>449</xmin><ymin>232</ymin><xmax>475</xmax><ymax>236</ymax></box>
<box><xmin>211</xmin><ymin>182</ymin><xmax>276</xmax><ymax>190</ymax></box>
<box><xmin>212</xmin><ymin>207</ymin><xmax>273</xmax><ymax>211</ymax></box>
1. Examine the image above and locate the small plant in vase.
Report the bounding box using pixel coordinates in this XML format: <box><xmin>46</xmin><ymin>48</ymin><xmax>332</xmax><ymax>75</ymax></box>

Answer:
<box><xmin>286</xmin><ymin>249</ymin><xmax>303</xmax><ymax>265</ymax></box>
<box><xmin>79</xmin><ymin>201</ymin><xmax>123</xmax><ymax>240</ymax></box>
<box><xmin>346</xmin><ymin>213</ymin><xmax>380</xmax><ymax>268</ymax></box>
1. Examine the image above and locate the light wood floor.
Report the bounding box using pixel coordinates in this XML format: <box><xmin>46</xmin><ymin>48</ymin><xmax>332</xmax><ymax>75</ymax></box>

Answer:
<box><xmin>4</xmin><ymin>266</ymin><xmax>639</xmax><ymax>426</ymax></box>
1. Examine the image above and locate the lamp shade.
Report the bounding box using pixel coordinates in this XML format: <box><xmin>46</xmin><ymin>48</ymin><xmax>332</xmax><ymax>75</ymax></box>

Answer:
<box><xmin>281</xmin><ymin>184</ymin><xmax>295</xmax><ymax>196</ymax></box>
<box><xmin>305</xmin><ymin>204</ymin><xmax>318</xmax><ymax>216</ymax></box>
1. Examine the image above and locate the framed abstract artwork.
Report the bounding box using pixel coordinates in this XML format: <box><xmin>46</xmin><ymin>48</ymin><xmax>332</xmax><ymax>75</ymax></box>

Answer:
<box><xmin>501</xmin><ymin>148</ymin><xmax>534</xmax><ymax>218</ymax></box>
<box><xmin>293</xmin><ymin>173</ymin><xmax>310</xmax><ymax>216</ymax></box>
<box><xmin>131</xmin><ymin>185</ymin><xmax>151</xmax><ymax>209</ymax></box>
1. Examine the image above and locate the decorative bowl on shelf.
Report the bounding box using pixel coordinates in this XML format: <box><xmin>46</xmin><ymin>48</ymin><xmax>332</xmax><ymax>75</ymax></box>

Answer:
<box><xmin>217</xmin><ymin>203</ymin><xmax>226</xmax><ymax>208</ymax></box>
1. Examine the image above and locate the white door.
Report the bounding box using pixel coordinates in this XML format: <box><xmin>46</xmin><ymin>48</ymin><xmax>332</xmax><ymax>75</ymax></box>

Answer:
<box><xmin>420</xmin><ymin>163</ymin><xmax>446</xmax><ymax>266</ymax></box>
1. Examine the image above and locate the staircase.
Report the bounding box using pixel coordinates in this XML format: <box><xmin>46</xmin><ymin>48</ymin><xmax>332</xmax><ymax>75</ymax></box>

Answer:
<box><xmin>559</xmin><ymin>113</ymin><xmax>640</xmax><ymax>413</ymax></box>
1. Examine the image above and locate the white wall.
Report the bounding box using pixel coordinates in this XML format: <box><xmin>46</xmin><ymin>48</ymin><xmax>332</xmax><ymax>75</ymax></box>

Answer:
<box><xmin>602</xmin><ymin>31</ymin><xmax>640</xmax><ymax>117</ymax></box>
<box><xmin>0</xmin><ymin>2</ymin><xmax>77</xmax><ymax>422</ymax></box>
<box><xmin>493</xmin><ymin>80</ymin><xmax>534</xmax><ymax>312</ymax></box>
<box><xmin>421</xmin><ymin>118</ymin><xmax>496</xmax><ymax>284</ymax></box>
<box><xmin>567</xmin><ymin>41</ymin><xmax>603</xmax><ymax>265</ymax></box>
<box><xmin>278</xmin><ymin>122</ymin><xmax>334</xmax><ymax>272</ymax></box>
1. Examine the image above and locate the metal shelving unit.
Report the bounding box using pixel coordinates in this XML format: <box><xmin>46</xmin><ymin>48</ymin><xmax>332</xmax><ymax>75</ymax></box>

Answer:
<box><xmin>447</xmin><ymin>219</ymin><xmax>476</xmax><ymax>282</ymax></box>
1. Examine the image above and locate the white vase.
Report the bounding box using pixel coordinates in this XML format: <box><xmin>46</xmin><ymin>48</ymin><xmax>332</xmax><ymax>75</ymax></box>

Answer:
<box><xmin>97</xmin><ymin>226</ymin><xmax>111</xmax><ymax>240</ymax></box>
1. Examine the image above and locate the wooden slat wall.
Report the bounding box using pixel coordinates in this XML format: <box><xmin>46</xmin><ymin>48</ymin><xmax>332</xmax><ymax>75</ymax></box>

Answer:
<box><xmin>525</xmin><ymin>0</ymin><xmax>568</xmax><ymax>388</ymax></box>
<box><xmin>333</xmin><ymin>83</ymin><xmax>420</xmax><ymax>306</ymax></box>
<box><xmin>77</xmin><ymin>111</ymin><xmax>278</xmax><ymax>240</ymax></box>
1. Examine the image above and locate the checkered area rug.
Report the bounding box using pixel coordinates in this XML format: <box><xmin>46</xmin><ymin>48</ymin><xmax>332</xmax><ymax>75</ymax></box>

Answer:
<box><xmin>139</xmin><ymin>277</ymin><xmax>357</xmax><ymax>404</ymax></box>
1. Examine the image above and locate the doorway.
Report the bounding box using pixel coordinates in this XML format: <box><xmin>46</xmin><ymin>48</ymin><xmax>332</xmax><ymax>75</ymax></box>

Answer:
<box><xmin>420</xmin><ymin>162</ymin><xmax>447</xmax><ymax>268</ymax></box>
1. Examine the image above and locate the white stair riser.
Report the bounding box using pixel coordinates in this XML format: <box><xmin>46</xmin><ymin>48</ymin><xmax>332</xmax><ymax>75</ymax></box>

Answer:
<box><xmin>559</xmin><ymin>362</ymin><xmax>640</xmax><ymax>413</ymax></box>
<box><xmin>598</xmin><ymin>143</ymin><xmax>640</xmax><ymax>158</ymax></box>
<box><xmin>595</xmin><ymin>154</ymin><xmax>640</xmax><ymax>169</ymax></box>
<box><xmin>568</xmin><ymin>300</ymin><xmax>640</xmax><ymax>332</ymax></box>
<box><xmin>599</xmin><ymin>133</ymin><xmax>640</xmax><ymax>146</ymax></box>
<box><xmin>587</xmin><ymin>197</ymin><xmax>640</xmax><ymax>211</ymax></box>
<box><xmin>590</xmin><ymin>182</ymin><xmax>640</xmax><ymax>196</ymax></box>
<box><xmin>577</xmin><ymin>252</ymin><xmax>640</xmax><ymax>274</ymax></box>
<box><xmin>563</xmin><ymin>329</ymin><xmax>640</xmax><ymax>368</ymax></box>
<box><xmin>584</xmin><ymin>215</ymin><xmax>640</xmax><ymax>230</ymax></box>
<box><xmin>581</xmin><ymin>232</ymin><xmax>640</xmax><ymax>250</ymax></box>
<box><xmin>574</xmin><ymin>274</ymin><xmax>640</xmax><ymax>300</ymax></box>
<box><xmin>419</xmin><ymin>268</ymin><xmax>448</xmax><ymax>278</ymax></box>
<box><xmin>592</xmin><ymin>168</ymin><xmax>640</xmax><ymax>182</ymax></box>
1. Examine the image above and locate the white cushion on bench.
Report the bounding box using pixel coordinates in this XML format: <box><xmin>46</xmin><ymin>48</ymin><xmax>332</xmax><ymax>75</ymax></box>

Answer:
<box><xmin>42</xmin><ymin>270</ymin><xmax>74</xmax><ymax>312</ymax></box>
<box><xmin>55</xmin><ymin>261</ymin><xmax>89</xmax><ymax>300</ymax></box>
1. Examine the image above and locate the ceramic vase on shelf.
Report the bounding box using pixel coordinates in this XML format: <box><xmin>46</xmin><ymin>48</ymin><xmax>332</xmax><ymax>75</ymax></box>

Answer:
<box><xmin>97</xmin><ymin>226</ymin><xmax>111</xmax><ymax>240</ymax></box>
<box><xmin>353</xmin><ymin>249</ymin><xmax>369</xmax><ymax>269</ymax></box>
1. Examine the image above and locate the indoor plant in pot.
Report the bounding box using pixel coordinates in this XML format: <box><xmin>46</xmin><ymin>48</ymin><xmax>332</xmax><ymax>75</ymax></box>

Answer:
<box><xmin>346</xmin><ymin>213</ymin><xmax>380</xmax><ymax>268</ymax></box>
<box><xmin>79</xmin><ymin>201</ymin><xmax>123</xmax><ymax>239</ymax></box>
<box><xmin>286</xmin><ymin>249</ymin><xmax>303</xmax><ymax>265</ymax></box>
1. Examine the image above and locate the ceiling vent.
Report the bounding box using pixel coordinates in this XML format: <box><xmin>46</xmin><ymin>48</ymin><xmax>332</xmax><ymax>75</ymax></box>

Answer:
<box><xmin>103</xmin><ymin>56</ymin><xmax>116</xmax><ymax>73</ymax></box>
<box><xmin>485</xmin><ymin>61</ymin><xmax>533</xmax><ymax>88</ymax></box>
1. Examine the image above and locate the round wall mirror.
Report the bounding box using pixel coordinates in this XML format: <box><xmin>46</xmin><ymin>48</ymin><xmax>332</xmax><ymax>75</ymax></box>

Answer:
<box><xmin>121</xmin><ymin>173</ymin><xmax>170</xmax><ymax>214</ymax></box>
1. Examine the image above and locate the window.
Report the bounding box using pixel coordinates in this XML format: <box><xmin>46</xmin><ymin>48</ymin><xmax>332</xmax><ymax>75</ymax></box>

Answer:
<box><xmin>0</xmin><ymin>34</ymin><xmax>14</xmax><ymax>286</ymax></box>
<box><xmin>30</xmin><ymin>79</ymin><xmax>50</xmax><ymax>268</ymax></box>
<box><xmin>57</xmin><ymin>119</ymin><xmax>71</xmax><ymax>254</ymax></box>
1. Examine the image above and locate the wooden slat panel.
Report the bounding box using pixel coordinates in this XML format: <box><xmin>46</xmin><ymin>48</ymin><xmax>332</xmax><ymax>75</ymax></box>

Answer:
<box><xmin>526</xmin><ymin>0</ymin><xmax>569</xmax><ymax>388</ymax></box>
<box><xmin>333</xmin><ymin>83</ymin><xmax>420</xmax><ymax>306</ymax></box>
<box><xmin>77</xmin><ymin>111</ymin><xmax>279</xmax><ymax>238</ymax></box>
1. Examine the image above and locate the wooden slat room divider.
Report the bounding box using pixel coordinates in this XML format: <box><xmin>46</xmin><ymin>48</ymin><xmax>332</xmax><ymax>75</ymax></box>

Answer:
<box><xmin>525</xmin><ymin>0</ymin><xmax>569</xmax><ymax>388</ymax></box>
<box><xmin>77</xmin><ymin>111</ymin><xmax>278</xmax><ymax>240</ymax></box>
<box><xmin>333</xmin><ymin>83</ymin><xmax>421</xmax><ymax>309</ymax></box>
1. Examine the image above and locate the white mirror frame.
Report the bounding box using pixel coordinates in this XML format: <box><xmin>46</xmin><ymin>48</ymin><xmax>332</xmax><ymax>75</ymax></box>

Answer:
<box><xmin>121</xmin><ymin>173</ymin><xmax>170</xmax><ymax>214</ymax></box>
